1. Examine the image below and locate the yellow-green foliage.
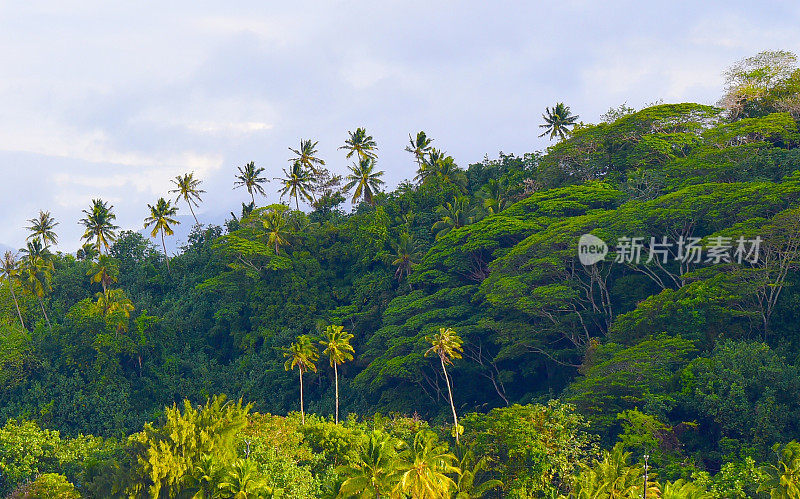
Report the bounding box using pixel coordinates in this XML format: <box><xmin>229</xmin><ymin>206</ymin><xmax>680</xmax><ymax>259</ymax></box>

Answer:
<box><xmin>124</xmin><ymin>395</ymin><xmax>250</xmax><ymax>498</ymax></box>
<box><xmin>9</xmin><ymin>473</ymin><xmax>80</xmax><ymax>499</ymax></box>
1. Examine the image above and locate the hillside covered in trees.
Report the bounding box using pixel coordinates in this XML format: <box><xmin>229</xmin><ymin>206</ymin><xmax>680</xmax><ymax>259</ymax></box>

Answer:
<box><xmin>3</xmin><ymin>50</ymin><xmax>800</xmax><ymax>497</ymax></box>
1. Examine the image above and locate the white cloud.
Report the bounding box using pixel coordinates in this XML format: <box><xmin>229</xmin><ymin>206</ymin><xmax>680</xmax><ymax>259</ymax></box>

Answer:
<box><xmin>0</xmin><ymin>0</ymin><xmax>799</xmax><ymax>251</ymax></box>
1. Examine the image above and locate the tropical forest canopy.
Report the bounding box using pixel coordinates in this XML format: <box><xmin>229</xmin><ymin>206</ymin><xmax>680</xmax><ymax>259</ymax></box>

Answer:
<box><xmin>2</xmin><ymin>50</ymin><xmax>800</xmax><ymax>497</ymax></box>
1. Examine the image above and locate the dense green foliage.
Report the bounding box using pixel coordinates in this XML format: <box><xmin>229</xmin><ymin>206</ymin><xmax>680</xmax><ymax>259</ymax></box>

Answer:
<box><xmin>4</xmin><ymin>51</ymin><xmax>800</xmax><ymax>496</ymax></box>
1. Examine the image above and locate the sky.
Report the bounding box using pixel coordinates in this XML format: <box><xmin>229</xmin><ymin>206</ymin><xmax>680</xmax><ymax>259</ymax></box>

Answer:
<box><xmin>1</xmin><ymin>0</ymin><xmax>799</xmax><ymax>252</ymax></box>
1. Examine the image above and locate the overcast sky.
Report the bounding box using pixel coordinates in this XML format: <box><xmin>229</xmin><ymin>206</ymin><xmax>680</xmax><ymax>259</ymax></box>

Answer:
<box><xmin>1</xmin><ymin>0</ymin><xmax>799</xmax><ymax>252</ymax></box>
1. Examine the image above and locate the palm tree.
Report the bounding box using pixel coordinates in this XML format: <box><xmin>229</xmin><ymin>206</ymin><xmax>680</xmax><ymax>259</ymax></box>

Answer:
<box><xmin>432</xmin><ymin>197</ymin><xmax>471</xmax><ymax>240</ymax></box>
<box><xmin>95</xmin><ymin>288</ymin><xmax>134</xmax><ymax>336</ymax></box>
<box><xmin>760</xmin><ymin>442</ymin><xmax>800</xmax><ymax>497</ymax></box>
<box><xmin>88</xmin><ymin>254</ymin><xmax>119</xmax><ymax>294</ymax></box>
<box><xmin>283</xmin><ymin>335</ymin><xmax>319</xmax><ymax>425</ymax></box>
<box><xmin>344</xmin><ymin>158</ymin><xmax>385</xmax><ymax>205</ymax></box>
<box><xmin>320</xmin><ymin>325</ymin><xmax>355</xmax><ymax>424</ymax></box>
<box><xmin>660</xmin><ymin>479</ymin><xmax>711</xmax><ymax>499</ymax></box>
<box><xmin>234</xmin><ymin>161</ymin><xmax>269</xmax><ymax>204</ymax></box>
<box><xmin>405</xmin><ymin>131</ymin><xmax>434</xmax><ymax>169</ymax></box>
<box><xmin>218</xmin><ymin>459</ymin><xmax>273</xmax><ymax>498</ymax></box>
<box><xmin>391</xmin><ymin>232</ymin><xmax>421</xmax><ymax>289</ymax></box>
<box><xmin>169</xmin><ymin>172</ymin><xmax>205</xmax><ymax>225</ymax></box>
<box><xmin>1</xmin><ymin>251</ymin><xmax>25</xmax><ymax>329</ymax></box>
<box><xmin>20</xmin><ymin>241</ymin><xmax>53</xmax><ymax>331</ymax></box>
<box><xmin>76</xmin><ymin>242</ymin><xmax>99</xmax><ymax>262</ymax></box>
<box><xmin>260</xmin><ymin>205</ymin><xmax>292</xmax><ymax>253</ymax></box>
<box><xmin>539</xmin><ymin>102</ymin><xmax>579</xmax><ymax>141</ymax></box>
<box><xmin>415</xmin><ymin>148</ymin><xmax>445</xmax><ymax>183</ymax></box>
<box><xmin>337</xmin><ymin>430</ymin><xmax>403</xmax><ymax>498</ymax></box>
<box><xmin>426</xmin><ymin>327</ymin><xmax>464</xmax><ymax>444</ymax></box>
<box><xmin>20</xmin><ymin>238</ymin><xmax>51</xmax><ymax>263</ymax></box>
<box><xmin>144</xmin><ymin>198</ymin><xmax>180</xmax><ymax>272</ymax></box>
<box><xmin>277</xmin><ymin>161</ymin><xmax>314</xmax><ymax>210</ymax></box>
<box><xmin>481</xmin><ymin>179</ymin><xmax>507</xmax><ymax>216</ymax></box>
<box><xmin>80</xmin><ymin>199</ymin><xmax>119</xmax><ymax>254</ymax></box>
<box><xmin>25</xmin><ymin>210</ymin><xmax>59</xmax><ymax>247</ymax></box>
<box><xmin>188</xmin><ymin>454</ymin><xmax>225</xmax><ymax>499</ymax></box>
<box><xmin>395</xmin><ymin>431</ymin><xmax>459</xmax><ymax>498</ymax></box>
<box><xmin>340</xmin><ymin>127</ymin><xmax>378</xmax><ymax>160</ymax></box>
<box><xmin>289</xmin><ymin>139</ymin><xmax>326</xmax><ymax>175</ymax></box>
<box><xmin>454</xmin><ymin>449</ymin><xmax>503</xmax><ymax>498</ymax></box>
<box><xmin>570</xmin><ymin>445</ymin><xmax>658</xmax><ymax>498</ymax></box>
<box><xmin>431</xmin><ymin>156</ymin><xmax>468</xmax><ymax>191</ymax></box>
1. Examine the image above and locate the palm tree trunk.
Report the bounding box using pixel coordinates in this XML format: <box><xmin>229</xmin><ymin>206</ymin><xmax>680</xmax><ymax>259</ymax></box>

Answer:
<box><xmin>188</xmin><ymin>203</ymin><xmax>199</xmax><ymax>225</ymax></box>
<box><xmin>296</xmin><ymin>196</ymin><xmax>299</xmax><ymax>211</ymax></box>
<box><xmin>334</xmin><ymin>362</ymin><xmax>340</xmax><ymax>424</ymax></box>
<box><xmin>6</xmin><ymin>278</ymin><xmax>25</xmax><ymax>329</ymax></box>
<box><xmin>441</xmin><ymin>356</ymin><xmax>460</xmax><ymax>444</ymax></box>
<box><xmin>299</xmin><ymin>367</ymin><xmax>305</xmax><ymax>425</ymax></box>
<box><xmin>38</xmin><ymin>297</ymin><xmax>52</xmax><ymax>331</ymax></box>
<box><xmin>161</xmin><ymin>230</ymin><xmax>171</xmax><ymax>273</ymax></box>
<box><xmin>251</xmin><ymin>191</ymin><xmax>255</xmax><ymax>205</ymax></box>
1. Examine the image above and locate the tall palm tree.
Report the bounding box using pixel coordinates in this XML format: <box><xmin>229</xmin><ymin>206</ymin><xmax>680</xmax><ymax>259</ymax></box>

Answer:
<box><xmin>277</xmin><ymin>161</ymin><xmax>314</xmax><ymax>210</ymax></box>
<box><xmin>405</xmin><ymin>131</ymin><xmax>434</xmax><ymax>169</ymax></box>
<box><xmin>234</xmin><ymin>161</ymin><xmax>268</xmax><ymax>204</ymax></box>
<box><xmin>1</xmin><ymin>251</ymin><xmax>25</xmax><ymax>329</ymax></box>
<box><xmin>289</xmin><ymin>139</ymin><xmax>326</xmax><ymax>175</ymax></box>
<box><xmin>337</xmin><ymin>430</ymin><xmax>403</xmax><ymax>498</ymax></box>
<box><xmin>20</xmin><ymin>241</ymin><xmax>53</xmax><ymax>331</ymax></box>
<box><xmin>88</xmin><ymin>254</ymin><xmax>119</xmax><ymax>294</ymax></box>
<box><xmin>391</xmin><ymin>232</ymin><xmax>421</xmax><ymax>289</ymax></box>
<box><xmin>25</xmin><ymin>210</ymin><xmax>59</xmax><ymax>247</ymax></box>
<box><xmin>432</xmin><ymin>197</ymin><xmax>471</xmax><ymax>240</ymax></box>
<box><xmin>80</xmin><ymin>199</ymin><xmax>119</xmax><ymax>255</ymax></box>
<box><xmin>539</xmin><ymin>102</ymin><xmax>579</xmax><ymax>141</ymax></box>
<box><xmin>344</xmin><ymin>157</ymin><xmax>385</xmax><ymax>205</ymax></box>
<box><xmin>339</xmin><ymin>127</ymin><xmax>378</xmax><ymax>160</ymax></box>
<box><xmin>144</xmin><ymin>198</ymin><xmax>180</xmax><ymax>272</ymax></box>
<box><xmin>320</xmin><ymin>325</ymin><xmax>355</xmax><ymax>424</ymax></box>
<box><xmin>426</xmin><ymin>327</ymin><xmax>464</xmax><ymax>444</ymax></box>
<box><xmin>169</xmin><ymin>172</ymin><xmax>205</xmax><ymax>225</ymax></box>
<box><xmin>396</xmin><ymin>431</ymin><xmax>459</xmax><ymax>498</ymax></box>
<box><xmin>283</xmin><ymin>335</ymin><xmax>319</xmax><ymax>425</ymax></box>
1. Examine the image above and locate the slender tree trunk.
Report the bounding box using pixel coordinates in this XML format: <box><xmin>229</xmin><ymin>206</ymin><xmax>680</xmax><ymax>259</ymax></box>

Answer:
<box><xmin>295</xmin><ymin>196</ymin><xmax>299</xmax><ymax>211</ymax></box>
<box><xmin>38</xmin><ymin>297</ymin><xmax>52</xmax><ymax>331</ymax></box>
<box><xmin>441</xmin><ymin>356</ymin><xmax>459</xmax><ymax>444</ymax></box>
<box><xmin>334</xmin><ymin>362</ymin><xmax>340</xmax><ymax>424</ymax></box>
<box><xmin>251</xmin><ymin>191</ymin><xmax>255</xmax><ymax>205</ymax></box>
<box><xmin>188</xmin><ymin>202</ymin><xmax>199</xmax><ymax>225</ymax></box>
<box><xmin>300</xmin><ymin>367</ymin><xmax>305</xmax><ymax>425</ymax></box>
<box><xmin>6</xmin><ymin>278</ymin><xmax>25</xmax><ymax>329</ymax></box>
<box><xmin>161</xmin><ymin>230</ymin><xmax>171</xmax><ymax>273</ymax></box>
